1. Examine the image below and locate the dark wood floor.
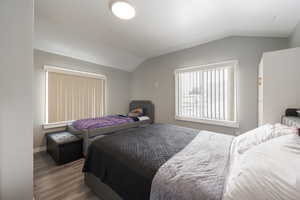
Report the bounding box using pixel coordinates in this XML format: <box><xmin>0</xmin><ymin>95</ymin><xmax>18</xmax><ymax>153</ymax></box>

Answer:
<box><xmin>34</xmin><ymin>152</ymin><xmax>100</xmax><ymax>200</ymax></box>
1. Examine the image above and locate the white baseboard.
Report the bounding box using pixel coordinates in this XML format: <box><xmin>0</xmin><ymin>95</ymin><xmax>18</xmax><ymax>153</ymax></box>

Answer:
<box><xmin>34</xmin><ymin>146</ymin><xmax>46</xmax><ymax>154</ymax></box>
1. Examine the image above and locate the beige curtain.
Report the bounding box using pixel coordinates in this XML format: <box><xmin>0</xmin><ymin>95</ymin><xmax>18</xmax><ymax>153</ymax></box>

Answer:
<box><xmin>48</xmin><ymin>72</ymin><xmax>105</xmax><ymax>123</ymax></box>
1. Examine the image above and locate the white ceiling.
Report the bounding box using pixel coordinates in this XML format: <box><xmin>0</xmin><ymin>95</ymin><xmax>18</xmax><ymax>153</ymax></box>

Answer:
<box><xmin>35</xmin><ymin>0</ymin><xmax>300</xmax><ymax>71</ymax></box>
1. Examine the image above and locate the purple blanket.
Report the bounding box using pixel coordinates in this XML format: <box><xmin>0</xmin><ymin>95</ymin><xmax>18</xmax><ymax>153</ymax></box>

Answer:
<box><xmin>72</xmin><ymin>115</ymin><xmax>134</xmax><ymax>131</ymax></box>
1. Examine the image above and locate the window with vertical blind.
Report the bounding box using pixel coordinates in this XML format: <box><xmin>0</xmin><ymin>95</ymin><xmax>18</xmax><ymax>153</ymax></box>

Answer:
<box><xmin>175</xmin><ymin>61</ymin><xmax>238</xmax><ymax>128</ymax></box>
<box><xmin>45</xmin><ymin>66</ymin><xmax>106</xmax><ymax>125</ymax></box>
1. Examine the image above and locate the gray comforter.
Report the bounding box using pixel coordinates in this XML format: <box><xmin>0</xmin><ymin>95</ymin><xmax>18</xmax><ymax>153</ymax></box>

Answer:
<box><xmin>83</xmin><ymin>124</ymin><xmax>198</xmax><ymax>200</ymax></box>
<box><xmin>151</xmin><ymin>131</ymin><xmax>234</xmax><ymax>200</ymax></box>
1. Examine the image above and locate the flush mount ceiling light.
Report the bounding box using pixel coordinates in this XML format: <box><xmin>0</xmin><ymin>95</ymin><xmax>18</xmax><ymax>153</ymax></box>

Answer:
<box><xmin>110</xmin><ymin>1</ymin><xmax>136</xmax><ymax>20</ymax></box>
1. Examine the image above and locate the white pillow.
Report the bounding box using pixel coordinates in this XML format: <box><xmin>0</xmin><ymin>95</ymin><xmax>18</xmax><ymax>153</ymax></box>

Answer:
<box><xmin>234</xmin><ymin>123</ymin><xmax>298</xmax><ymax>154</ymax></box>
<box><xmin>234</xmin><ymin>124</ymin><xmax>273</xmax><ymax>154</ymax></box>
<box><xmin>137</xmin><ymin>116</ymin><xmax>150</xmax><ymax>121</ymax></box>
<box><xmin>224</xmin><ymin>134</ymin><xmax>300</xmax><ymax>200</ymax></box>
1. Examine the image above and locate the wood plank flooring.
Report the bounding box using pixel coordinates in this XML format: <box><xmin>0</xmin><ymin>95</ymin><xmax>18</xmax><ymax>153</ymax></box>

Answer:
<box><xmin>34</xmin><ymin>152</ymin><xmax>100</xmax><ymax>200</ymax></box>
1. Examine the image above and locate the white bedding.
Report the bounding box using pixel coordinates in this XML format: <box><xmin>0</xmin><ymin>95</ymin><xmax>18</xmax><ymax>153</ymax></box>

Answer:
<box><xmin>225</xmin><ymin>123</ymin><xmax>298</xmax><ymax>190</ymax></box>
<box><xmin>223</xmin><ymin>134</ymin><xmax>300</xmax><ymax>200</ymax></box>
<box><xmin>233</xmin><ymin>123</ymin><xmax>297</xmax><ymax>155</ymax></box>
<box><xmin>150</xmin><ymin>123</ymin><xmax>299</xmax><ymax>200</ymax></box>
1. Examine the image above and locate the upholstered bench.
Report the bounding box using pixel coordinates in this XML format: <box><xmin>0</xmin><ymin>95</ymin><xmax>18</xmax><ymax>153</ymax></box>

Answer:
<box><xmin>46</xmin><ymin>132</ymin><xmax>83</xmax><ymax>165</ymax></box>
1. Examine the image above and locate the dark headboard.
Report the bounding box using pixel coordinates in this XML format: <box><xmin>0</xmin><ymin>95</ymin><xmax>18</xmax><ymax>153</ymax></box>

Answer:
<box><xmin>129</xmin><ymin>100</ymin><xmax>154</xmax><ymax>123</ymax></box>
<box><xmin>285</xmin><ymin>108</ymin><xmax>300</xmax><ymax>117</ymax></box>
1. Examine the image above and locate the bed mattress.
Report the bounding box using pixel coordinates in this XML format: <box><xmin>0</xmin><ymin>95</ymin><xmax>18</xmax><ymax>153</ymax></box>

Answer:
<box><xmin>83</xmin><ymin>124</ymin><xmax>198</xmax><ymax>200</ymax></box>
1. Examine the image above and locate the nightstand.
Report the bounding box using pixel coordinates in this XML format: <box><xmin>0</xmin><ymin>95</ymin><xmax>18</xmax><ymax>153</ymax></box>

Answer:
<box><xmin>46</xmin><ymin>132</ymin><xmax>83</xmax><ymax>165</ymax></box>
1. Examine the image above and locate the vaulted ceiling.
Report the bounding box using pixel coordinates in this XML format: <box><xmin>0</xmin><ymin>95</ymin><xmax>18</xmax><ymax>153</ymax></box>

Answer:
<box><xmin>35</xmin><ymin>0</ymin><xmax>300</xmax><ymax>71</ymax></box>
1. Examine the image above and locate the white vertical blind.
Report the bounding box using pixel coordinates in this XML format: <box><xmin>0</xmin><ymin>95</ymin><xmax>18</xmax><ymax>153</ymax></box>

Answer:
<box><xmin>175</xmin><ymin>61</ymin><xmax>236</xmax><ymax>122</ymax></box>
<box><xmin>47</xmin><ymin>71</ymin><xmax>105</xmax><ymax>123</ymax></box>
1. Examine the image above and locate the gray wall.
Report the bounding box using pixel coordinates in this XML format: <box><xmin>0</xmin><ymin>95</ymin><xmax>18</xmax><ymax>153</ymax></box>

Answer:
<box><xmin>131</xmin><ymin>36</ymin><xmax>288</xmax><ymax>135</ymax></box>
<box><xmin>34</xmin><ymin>50</ymin><xmax>132</xmax><ymax>148</ymax></box>
<box><xmin>0</xmin><ymin>1</ymin><xmax>33</xmax><ymax>199</ymax></box>
<box><xmin>289</xmin><ymin>21</ymin><xmax>300</xmax><ymax>48</ymax></box>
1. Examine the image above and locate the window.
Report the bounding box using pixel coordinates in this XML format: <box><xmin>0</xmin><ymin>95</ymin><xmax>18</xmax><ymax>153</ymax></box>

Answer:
<box><xmin>45</xmin><ymin>66</ymin><xmax>106</xmax><ymax>127</ymax></box>
<box><xmin>175</xmin><ymin>61</ymin><xmax>238</xmax><ymax>128</ymax></box>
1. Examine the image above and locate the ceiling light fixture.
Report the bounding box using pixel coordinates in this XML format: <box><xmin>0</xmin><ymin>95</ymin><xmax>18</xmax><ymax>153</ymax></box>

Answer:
<box><xmin>110</xmin><ymin>1</ymin><xmax>136</xmax><ymax>20</ymax></box>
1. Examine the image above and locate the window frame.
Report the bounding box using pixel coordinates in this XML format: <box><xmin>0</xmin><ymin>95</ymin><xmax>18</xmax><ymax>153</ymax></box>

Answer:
<box><xmin>43</xmin><ymin>65</ymin><xmax>107</xmax><ymax>129</ymax></box>
<box><xmin>174</xmin><ymin>60</ymin><xmax>239</xmax><ymax>128</ymax></box>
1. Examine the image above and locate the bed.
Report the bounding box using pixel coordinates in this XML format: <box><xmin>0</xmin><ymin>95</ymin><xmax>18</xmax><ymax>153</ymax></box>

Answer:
<box><xmin>68</xmin><ymin>100</ymin><xmax>154</xmax><ymax>155</ymax></box>
<box><xmin>282</xmin><ymin>116</ymin><xmax>300</xmax><ymax>128</ymax></box>
<box><xmin>281</xmin><ymin>108</ymin><xmax>300</xmax><ymax>128</ymax></box>
<box><xmin>282</xmin><ymin>108</ymin><xmax>300</xmax><ymax>135</ymax></box>
<box><xmin>83</xmin><ymin>124</ymin><xmax>234</xmax><ymax>200</ymax></box>
<box><xmin>83</xmin><ymin>121</ymin><xmax>300</xmax><ymax>200</ymax></box>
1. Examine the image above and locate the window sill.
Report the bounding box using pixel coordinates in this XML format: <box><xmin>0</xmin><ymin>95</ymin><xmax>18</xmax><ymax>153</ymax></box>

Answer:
<box><xmin>43</xmin><ymin>121</ymin><xmax>74</xmax><ymax>130</ymax></box>
<box><xmin>175</xmin><ymin>116</ymin><xmax>239</xmax><ymax>128</ymax></box>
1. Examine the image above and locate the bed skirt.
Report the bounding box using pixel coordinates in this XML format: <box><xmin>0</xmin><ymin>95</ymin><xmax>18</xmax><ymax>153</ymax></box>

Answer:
<box><xmin>85</xmin><ymin>172</ymin><xmax>122</xmax><ymax>200</ymax></box>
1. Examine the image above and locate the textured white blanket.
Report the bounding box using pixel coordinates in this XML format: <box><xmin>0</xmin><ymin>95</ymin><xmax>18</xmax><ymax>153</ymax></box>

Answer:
<box><xmin>150</xmin><ymin>131</ymin><xmax>233</xmax><ymax>200</ymax></box>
